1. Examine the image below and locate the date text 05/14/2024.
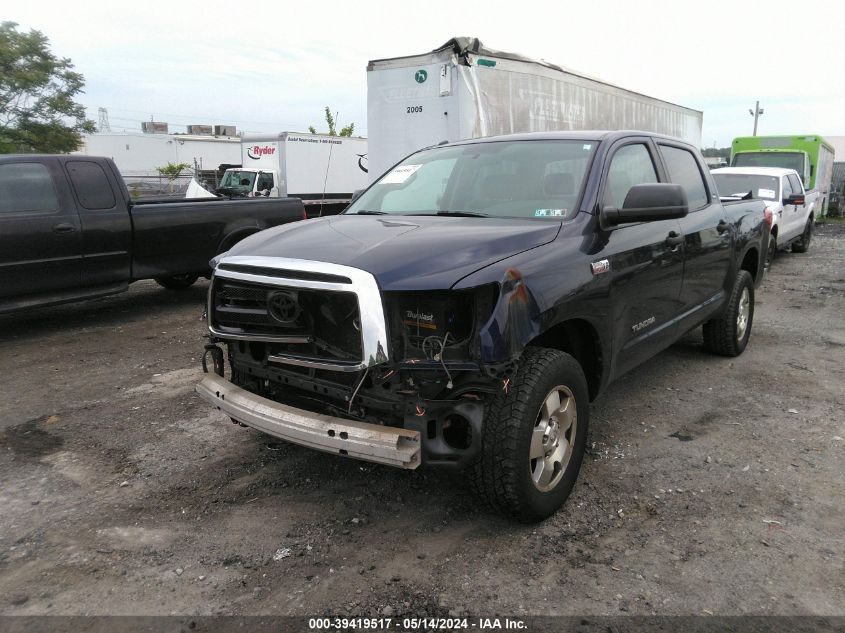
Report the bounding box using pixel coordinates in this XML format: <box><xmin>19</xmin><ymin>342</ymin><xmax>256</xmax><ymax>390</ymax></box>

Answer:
<box><xmin>308</xmin><ymin>617</ymin><xmax>527</xmax><ymax>630</ymax></box>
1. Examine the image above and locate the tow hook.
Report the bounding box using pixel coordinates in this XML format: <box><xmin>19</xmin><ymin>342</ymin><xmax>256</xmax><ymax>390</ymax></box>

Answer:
<box><xmin>202</xmin><ymin>344</ymin><xmax>224</xmax><ymax>377</ymax></box>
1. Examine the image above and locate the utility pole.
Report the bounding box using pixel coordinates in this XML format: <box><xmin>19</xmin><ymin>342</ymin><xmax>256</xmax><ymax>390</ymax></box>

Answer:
<box><xmin>748</xmin><ymin>101</ymin><xmax>764</xmax><ymax>136</ymax></box>
<box><xmin>97</xmin><ymin>107</ymin><xmax>111</xmax><ymax>133</ymax></box>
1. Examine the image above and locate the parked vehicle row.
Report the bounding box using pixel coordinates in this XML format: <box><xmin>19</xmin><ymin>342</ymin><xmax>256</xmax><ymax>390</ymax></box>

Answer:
<box><xmin>0</xmin><ymin>155</ymin><xmax>306</xmax><ymax>314</ymax></box>
<box><xmin>196</xmin><ymin>130</ymin><xmax>768</xmax><ymax>522</ymax></box>
<box><xmin>712</xmin><ymin>166</ymin><xmax>815</xmax><ymax>265</ymax></box>
<box><xmin>730</xmin><ymin>134</ymin><xmax>835</xmax><ymax>216</ymax></box>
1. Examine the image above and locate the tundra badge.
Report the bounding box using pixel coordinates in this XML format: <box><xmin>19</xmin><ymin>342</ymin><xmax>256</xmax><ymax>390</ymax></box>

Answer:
<box><xmin>591</xmin><ymin>259</ymin><xmax>610</xmax><ymax>275</ymax></box>
<box><xmin>632</xmin><ymin>316</ymin><xmax>656</xmax><ymax>332</ymax></box>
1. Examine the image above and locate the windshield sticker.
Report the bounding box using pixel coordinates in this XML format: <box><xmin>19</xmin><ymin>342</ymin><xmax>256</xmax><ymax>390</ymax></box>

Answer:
<box><xmin>758</xmin><ymin>188</ymin><xmax>776</xmax><ymax>198</ymax></box>
<box><xmin>535</xmin><ymin>209</ymin><xmax>566</xmax><ymax>217</ymax></box>
<box><xmin>381</xmin><ymin>164</ymin><xmax>422</xmax><ymax>184</ymax></box>
<box><xmin>583</xmin><ymin>144</ymin><xmax>592</xmax><ymax>150</ymax></box>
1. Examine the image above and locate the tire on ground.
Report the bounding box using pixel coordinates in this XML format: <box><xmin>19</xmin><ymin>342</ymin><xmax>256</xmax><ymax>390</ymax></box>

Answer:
<box><xmin>764</xmin><ymin>233</ymin><xmax>776</xmax><ymax>272</ymax></box>
<box><xmin>702</xmin><ymin>269</ymin><xmax>754</xmax><ymax>357</ymax></box>
<box><xmin>154</xmin><ymin>274</ymin><xmax>199</xmax><ymax>290</ymax></box>
<box><xmin>471</xmin><ymin>347</ymin><xmax>590</xmax><ymax>523</ymax></box>
<box><xmin>791</xmin><ymin>218</ymin><xmax>813</xmax><ymax>253</ymax></box>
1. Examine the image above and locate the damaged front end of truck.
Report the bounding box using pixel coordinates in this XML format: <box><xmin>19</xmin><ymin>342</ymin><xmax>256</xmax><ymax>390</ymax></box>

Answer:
<box><xmin>197</xmin><ymin>254</ymin><xmax>543</xmax><ymax>470</ymax></box>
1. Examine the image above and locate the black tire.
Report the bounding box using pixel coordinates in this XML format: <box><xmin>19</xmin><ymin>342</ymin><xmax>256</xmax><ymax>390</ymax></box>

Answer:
<box><xmin>154</xmin><ymin>274</ymin><xmax>199</xmax><ymax>290</ymax></box>
<box><xmin>791</xmin><ymin>218</ymin><xmax>813</xmax><ymax>253</ymax></box>
<box><xmin>764</xmin><ymin>232</ymin><xmax>776</xmax><ymax>273</ymax></box>
<box><xmin>471</xmin><ymin>347</ymin><xmax>590</xmax><ymax>523</ymax></box>
<box><xmin>702</xmin><ymin>270</ymin><xmax>754</xmax><ymax>357</ymax></box>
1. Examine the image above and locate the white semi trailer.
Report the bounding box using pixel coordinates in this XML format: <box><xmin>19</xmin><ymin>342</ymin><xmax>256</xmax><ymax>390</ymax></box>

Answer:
<box><xmin>367</xmin><ymin>37</ymin><xmax>703</xmax><ymax>180</ymax></box>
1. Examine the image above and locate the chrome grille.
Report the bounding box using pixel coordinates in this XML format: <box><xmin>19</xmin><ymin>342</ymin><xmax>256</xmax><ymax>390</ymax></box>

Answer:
<box><xmin>210</xmin><ymin>278</ymin><xmax>363</xmax><ymax>363</ymax></box>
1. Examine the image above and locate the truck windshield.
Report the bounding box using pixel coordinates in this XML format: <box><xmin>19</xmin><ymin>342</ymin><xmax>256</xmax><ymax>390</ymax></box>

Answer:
<box><xmin>712</xmin><ymin>174</ymin><xmax>780</xmax><ymax>201</ymax></box>
<box><xmin>219</xmin><ymin>170</ymin><xmax>256</xmax><ymax>194</ymax></box>
<box><xmin>733</xmin><ymin>152</ymin><xmax>804</xmax><ymax>175</ymax></box>
<box><xmin>346</xmin><ymin>140</ymin><xmax>595</xmax><ymax>220</ymax></box>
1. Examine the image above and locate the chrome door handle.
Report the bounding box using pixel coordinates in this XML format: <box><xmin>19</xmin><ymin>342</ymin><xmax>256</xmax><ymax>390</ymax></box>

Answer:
<box><xmin>665</xmin><ymin>231</ymin><xmax>684</xmax><ymax>247</ymax></box>
<box><xmin>52</xmin><ymin>223</ymin><xmax>76</xmax><ymax>234</ymax></box>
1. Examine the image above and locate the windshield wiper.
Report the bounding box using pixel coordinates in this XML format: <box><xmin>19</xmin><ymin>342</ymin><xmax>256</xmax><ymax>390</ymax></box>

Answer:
<box><xmin>407</xmin><ymin>210</ymin><xmax>489</xmax><ymax>217</ymax></box>
<box><xmin>352</xmin><ymin>210</ymin><xmax>388</xmax><ymax>215</ymax></box>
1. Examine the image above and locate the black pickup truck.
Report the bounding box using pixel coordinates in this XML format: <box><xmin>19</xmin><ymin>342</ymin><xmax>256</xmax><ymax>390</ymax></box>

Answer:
<box><xmin>196</xmin><ymin>131</ymin><xmax>768</xmax><ymax>522</ymax></box>
<box><xmin>0</xmin><ymin>155</ymin><xmax>305</xmax><ymax>314</ymax></box>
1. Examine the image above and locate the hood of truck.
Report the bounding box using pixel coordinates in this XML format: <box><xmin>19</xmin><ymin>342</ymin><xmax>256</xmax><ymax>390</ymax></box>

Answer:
<box><xmin>221</xmin><ymin>215</ymin><xmax>561</xmax><ymax>290</ymax></box>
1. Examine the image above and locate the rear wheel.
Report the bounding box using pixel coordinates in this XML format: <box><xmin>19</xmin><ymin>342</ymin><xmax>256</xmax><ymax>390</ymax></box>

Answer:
<box><xmin>702</xmin><ymin>270</ymin><xmax>754</xmax><ymax>357</ymax></box>
<box><xmin>791</xmin><ymin>218</ymin><xmax>813</xmax><ymax>253</ymax></box>
<box><xmin>155</xmin><ymin>274</ymin><xmax>199</xmax><ymax>290</ymax></box>
<box><xmin>471</xmin><ymin>347</ymin><xmax>589</xmax><ymax>523</ymax></box>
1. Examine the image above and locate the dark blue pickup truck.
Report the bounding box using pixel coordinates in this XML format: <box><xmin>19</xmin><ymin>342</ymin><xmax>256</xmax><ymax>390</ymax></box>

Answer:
<box><xmin>0</xmin><ymin>155</ymin><xmax>305</xmax><ymax>314</ymax></box>
<box><xmin>196</xmin><ymin>131</ymin><xmax>768</xmax><ymax>522</ymax></box>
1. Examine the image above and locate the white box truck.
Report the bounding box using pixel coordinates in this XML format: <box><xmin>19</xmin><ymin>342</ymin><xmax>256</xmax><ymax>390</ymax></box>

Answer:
<box><xmin>188</xmin><ymin>132</ymin><xmax>368</xmax><ymax>216</ymax></box>
<box><xmin>367</xmin><ymin>37</ymin><xmax>703</xmax><ymax>180</ymax></box>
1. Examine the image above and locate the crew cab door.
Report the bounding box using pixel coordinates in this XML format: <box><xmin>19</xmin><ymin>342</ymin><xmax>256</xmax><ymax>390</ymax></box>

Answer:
<box><xmin>779</xmin><ymin>174</ymin><xmax>798</xmax><ymax>240</ymax></box>
<box><xmin>600</xmin><ymin>139</ymin><xmax>685</xmax><ymax>378</ymax></box>
<box><xmin>0</xmin><ymin>158</ymin><xmax>82</xmax><ymax>304</ymax></box>
<box><xmin>785</xmin><ymin>173</ymin><xmax>806</xmax><ymax>240</ymax></box>
<box><xmin>656</xmin><ymin>142</ymin><xmax>732</xmax><ymax>315</ymax></box>
<box><xmin>64</xmin><ymin>159</ymin><xmax>132</xmax><ymax>288</ymax></box>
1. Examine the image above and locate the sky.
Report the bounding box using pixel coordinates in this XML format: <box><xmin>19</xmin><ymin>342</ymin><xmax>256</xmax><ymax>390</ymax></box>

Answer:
<box><xmin>7</xmin><ymin>0</ymin><xmax>845</xmax><ymax>148</ymax></box>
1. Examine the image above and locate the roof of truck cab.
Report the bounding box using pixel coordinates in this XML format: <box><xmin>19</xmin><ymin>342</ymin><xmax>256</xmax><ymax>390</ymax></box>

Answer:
<box><xmin>711</xmin><ymin>166</ymin><xmax>800</xmax><ymax>177</ymax></box>
<box><xmin>439</xmin><ymin>130</ymin><xmax>692</xmax><ymax>147</ymax></box>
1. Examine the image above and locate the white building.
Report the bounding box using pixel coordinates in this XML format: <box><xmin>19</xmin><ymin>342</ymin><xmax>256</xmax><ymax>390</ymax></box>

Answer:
<box><xmin>76</xmin><ymin>132</ymin><xmax>242</xmax><ymax>178</ymax></box>
<box><xmin>825</xmin><ymin>136</ymin><xmax>844</xmax><ymax>161</ymax></box>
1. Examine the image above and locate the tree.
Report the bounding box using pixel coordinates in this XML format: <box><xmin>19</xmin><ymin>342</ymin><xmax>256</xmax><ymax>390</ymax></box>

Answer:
<box><xmin>701</xmin><ymin>147</ymin><xmax>731</xmax><ymax>159</ymax></box>
<box><xmin>308</xmin><ymin>106</ymin><xmax>355</xmax><ymax>137</ymax></box>
<box><xmin>156</xmin><ymin>162</ymin><xmax>190</xmax><ymax>193</ymax></box>
<box><xmin>0</xmin><ymin>21</ymin><xmax>95</xmax><ymax>154</ymax></box>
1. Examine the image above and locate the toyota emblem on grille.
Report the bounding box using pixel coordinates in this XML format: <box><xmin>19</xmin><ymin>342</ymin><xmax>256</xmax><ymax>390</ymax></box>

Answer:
<box><xmin>267</xmin><ymin>291</ymin><xmax>300</xmax><ymax>324</ymax></box>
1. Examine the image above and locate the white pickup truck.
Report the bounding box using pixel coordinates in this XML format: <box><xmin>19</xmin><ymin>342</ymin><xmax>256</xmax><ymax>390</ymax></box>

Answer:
<box><xmin>711</xmin><ymin>167</ymin><xmax>814</xmax><ymax>265</ymax></box>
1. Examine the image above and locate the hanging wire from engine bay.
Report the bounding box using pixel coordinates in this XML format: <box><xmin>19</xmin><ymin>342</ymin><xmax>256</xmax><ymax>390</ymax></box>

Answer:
<box><xmin>422</xmin><ymin>332</ymin><xmax>453</xmax><ymax>390</ymax></box>
<box><xmin>347</xmin><ymin>367</ymin><xmax>370</xmax><ymax>415</ymax></box>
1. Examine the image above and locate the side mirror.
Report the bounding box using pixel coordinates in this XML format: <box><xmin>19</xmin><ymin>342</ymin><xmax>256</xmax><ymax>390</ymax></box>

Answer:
<box><xmin>350</xmin><ymin>188</ymin><xmax>364</xmax><ymax>203</ymax></box>
<box><xmin>602</xmin><ymin>183</ymin><xmax>689</xmax><ymax>226</ymax></box>
<box><xmin>784</xmin><ymin>194</ymin><xmax>805</xmax><ymax>206</ymax></box>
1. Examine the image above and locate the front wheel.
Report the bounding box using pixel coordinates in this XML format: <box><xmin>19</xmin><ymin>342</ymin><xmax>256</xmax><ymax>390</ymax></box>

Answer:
<box><xmin>471</xmin><ymin>347</ymin><xmax>589</xmax><ymax>523</ymax></box>
<box><xmin>154</xmin><ymin>274</ymin><xmax>199</xmax><ymax>290</ymax></box>
<box><xmin>764</xmin><ymin>234</ymin><xmax>776</xmax><ymax>273</ymax></box>
<box><xmin>791</xmin><ymin>218</ymin><xmax>813</xmax><ymax>253</ymax></box>
<box><xmin>702</xmin><ymin>270</ymin><xmax>754</xmax><ymax>357</ymax></box>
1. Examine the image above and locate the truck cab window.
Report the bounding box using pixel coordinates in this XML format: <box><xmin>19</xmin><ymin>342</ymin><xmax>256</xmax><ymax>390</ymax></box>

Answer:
<box><xmin>0</xmin><ymin>163</ymin><xmax>59</xmax><ymax>213</ymax></box>
<box><xmin>659</xmin><ymin>145</ymin><xmax>708</xmax><ymax>210</ymax></box>
<box><xmin>66</xmin><ymin>160</ymin><xmax>117</xmax><ymax>210</ymax></box>
<box><xmin>782</xmin><ymin>177</ymin><xmax>793</xmax><ymax>198</ymax></box>
<box><xmin>256</xmin><ymin>172</ymin><xmax>274</xmax><ymax>192</ymax></box>
<box><xmin>219</xmin><ymin>170</ymin><xmax>257</xmax><ymax>196</ymax></box>
<box><xmin>603</xmin><ymin>144</ymin><xmax>658</xmax><ymax>209</ymax></box>
<box><xmin>787</xmin><ymin>173</ymin><xmax>802</xmax><ymax>194</ymax></box>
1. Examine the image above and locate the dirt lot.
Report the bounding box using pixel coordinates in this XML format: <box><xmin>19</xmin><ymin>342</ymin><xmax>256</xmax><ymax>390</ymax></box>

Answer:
<box><xmin>1</xmin><ymin>224</ymin><xmax>843</xmax><ymax>618</ymax></box>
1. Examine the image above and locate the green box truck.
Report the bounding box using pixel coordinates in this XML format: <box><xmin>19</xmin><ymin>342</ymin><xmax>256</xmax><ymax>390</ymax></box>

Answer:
<box><xmin>730</xmin><ymin>135</ymin><xmax>835</xmax><ymax>216</ymax></box>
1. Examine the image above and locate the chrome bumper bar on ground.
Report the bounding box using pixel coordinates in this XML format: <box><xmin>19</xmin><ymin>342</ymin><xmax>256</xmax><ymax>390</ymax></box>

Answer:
<box><xmin>196</xmin><ymin>374</ymin><xmax>420</xmax><ymax>469</ymax></box>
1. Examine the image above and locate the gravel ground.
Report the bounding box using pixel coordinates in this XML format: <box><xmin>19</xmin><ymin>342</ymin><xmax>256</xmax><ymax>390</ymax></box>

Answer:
<box><xmin>0</xmin><ymin>223</ymin><xmax>843</xmax><ymax>617</ymax></box>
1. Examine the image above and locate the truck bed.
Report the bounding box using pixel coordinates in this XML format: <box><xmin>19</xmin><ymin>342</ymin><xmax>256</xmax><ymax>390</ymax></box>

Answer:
<box><xmin>129</xmin><ymin>196</ymin><xmax>305</xmax><ymax>279</ymax></box>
